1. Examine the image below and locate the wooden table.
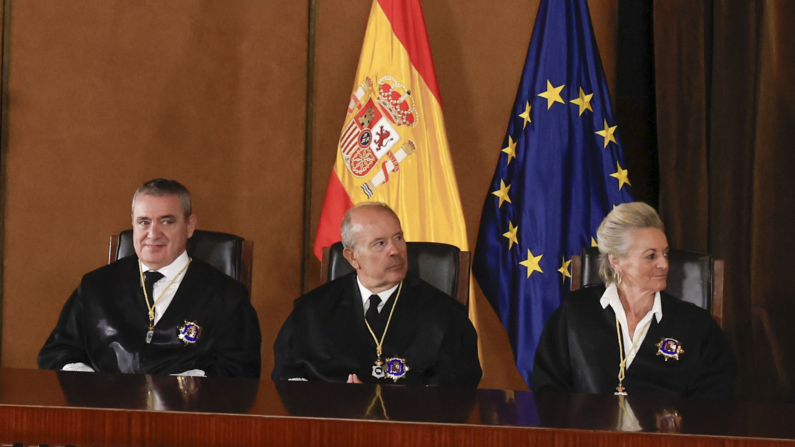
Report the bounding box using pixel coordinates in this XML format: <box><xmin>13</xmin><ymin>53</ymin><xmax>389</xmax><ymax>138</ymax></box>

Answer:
<box><xmin>0</xmin><ymin>368</ymin><xmax>792</xmax><ymax>446</ymax></box>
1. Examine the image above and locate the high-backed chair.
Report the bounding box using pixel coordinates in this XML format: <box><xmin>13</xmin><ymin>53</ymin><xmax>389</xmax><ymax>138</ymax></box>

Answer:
<box><xmin>570</xmin><ymin>247</ymin><xmax>724</xmax><ymax>327</ymax></box>
<box><xmin>321</xmin><ymin>242</ymin><xmax>470</xmax><ymax>307</ymax></box>
<box><xmin>109</xmin><ymin>230</ymin><xmax>253</xmax><ymax>293</ymax></box>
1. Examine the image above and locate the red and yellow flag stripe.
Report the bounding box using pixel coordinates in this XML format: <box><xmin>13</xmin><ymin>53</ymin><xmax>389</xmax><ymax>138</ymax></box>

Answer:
<box><xmin>314</xmin><ymin>0</ymin><xmax>468</xmax><ymax>258</ymax></box>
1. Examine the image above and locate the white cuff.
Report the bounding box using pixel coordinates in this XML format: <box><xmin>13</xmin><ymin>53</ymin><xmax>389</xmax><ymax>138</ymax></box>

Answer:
<box><xmin>170</xmin><ymin>369</ymin><xmax>206</xmax><ymax>377</ymax></box>
<box><xmin>62</xmin><ymin>362</ymin><xmax>95</xmax><ymax>372</ymax></box>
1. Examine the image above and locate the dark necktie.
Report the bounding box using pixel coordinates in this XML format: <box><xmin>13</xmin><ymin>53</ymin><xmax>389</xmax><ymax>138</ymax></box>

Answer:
<box><xmin>144</xmin><ymin>271</ymin><xmax>165</xmax><ymax>307</ymax></box>
<box><xmin>365</xmin><ymin>294</ymin><xmax>381</xmax><ymax>328</ymax></box>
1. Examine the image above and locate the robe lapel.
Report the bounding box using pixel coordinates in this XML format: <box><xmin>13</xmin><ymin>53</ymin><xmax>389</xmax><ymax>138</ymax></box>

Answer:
<box><xmin>642</xmin><ymin>294</ymin><xmax>678</xmax><ymax>357</ymax></box>
<box><xmin>128</xmin><ymin>258</ymin><xmax>154</xmax><ymax>328</ymax></box>
<box><xmin>347</xmin><ymin>274</ymin><xmax>367</xmax><ymax>323</ymax></box>
<box><xmin>153</xmin><ymin>262</ymin><xmax>204</xmax><ymax>334</ymax></box>
<box><xmin>590</xmin><ymin>288</ymin><xmax>626</xmax><ymax>373</ymax></box>
<box><xmin>325</xmin><ymin>275</ymin><xmax>377</xmax><ymax>363</ymax></box>
<box><xmin>370</xmin><ymin>286</ymin><xmax>399</xmax><ymax>338</ymax></box>
<box><xmin>379</xmin><ymin>279</ymin><xmax>419</xmax><ymax>357</ymax></box>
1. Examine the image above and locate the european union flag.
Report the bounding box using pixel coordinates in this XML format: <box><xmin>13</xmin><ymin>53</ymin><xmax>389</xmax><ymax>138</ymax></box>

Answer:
<box><xmin>473</xmin><ymin>0</ymin><xmax>633</xmax><ymax>386</ymax></box>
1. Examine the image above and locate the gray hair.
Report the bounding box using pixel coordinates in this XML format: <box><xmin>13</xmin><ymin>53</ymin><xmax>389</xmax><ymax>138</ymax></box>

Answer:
<box><xmin>131</xmin><ymin>178</ymin><xmax>192</xmax><ymax>218</ymax></box>
<box><xmin>340</xmin><ymin>202</ymin><xmax>397</xmax><ymax>250</ymax></box>
<box><xmin>596</xmin><ymin>202</ymin><xmax>664</xmax><ymax>285</ymax></box>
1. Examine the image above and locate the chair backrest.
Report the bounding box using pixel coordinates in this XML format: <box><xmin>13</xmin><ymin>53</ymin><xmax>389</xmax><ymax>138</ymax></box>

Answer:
<box><xmin>571</xmin><ymin>246</ymin><xmax>724</xmax><ymax>326</ymax></box>
<box><xmin>321</xmin><ymin>242</ymin><xmax>470</xmax><ymax>307</ymax></box>
<box><xmin>109</xmin><ymin>229</ymin><xmax>253</xmax><ymax>293</ymax></box>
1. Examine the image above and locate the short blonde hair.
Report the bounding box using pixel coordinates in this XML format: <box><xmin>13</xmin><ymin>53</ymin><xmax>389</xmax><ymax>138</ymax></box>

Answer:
<box><xmin>596</xmin><ymin>202</ymin><xmax>664</xmax><ymax>285</ymax></box>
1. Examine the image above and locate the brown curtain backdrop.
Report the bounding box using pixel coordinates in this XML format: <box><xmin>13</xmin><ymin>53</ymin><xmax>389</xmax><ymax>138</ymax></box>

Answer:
<box><xmin>615</xmin><ymin>0</ymin><xmax>659</xmax><ymax>208</ymax></box>
<box><xmin>654</xmin><ymin>0</ymin><xmax>795</xmax><ymax>401</ymax></box>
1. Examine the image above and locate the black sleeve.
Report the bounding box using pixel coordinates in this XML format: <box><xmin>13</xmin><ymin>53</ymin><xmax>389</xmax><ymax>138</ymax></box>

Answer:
<box><xmin>686</xmin><ymin>317</ymin><xmax>736</xmax><ymax>399</ymax></box>
<box><xmin>203</xmin><ymin>291</ymin><xmax>262</xmax><ymax>379</ymax></box>
<box><xmin>271</xmin><ymin>312</ymin><xmax>307</xmax><ymax>381</ymax></box>
<box><xmin>427</xmin><ymin>308</ymin><xmax>482</xmax><ymax>387</ymax></box>
<box><xmin>532</xmin><ymin>305</ymin><xmax>575</xmax><ymax>393</ymax></box>
<box><xmin>38</xmin><ymin>287</ymin><xmax>92</xmax><ymax>370</ymax></box>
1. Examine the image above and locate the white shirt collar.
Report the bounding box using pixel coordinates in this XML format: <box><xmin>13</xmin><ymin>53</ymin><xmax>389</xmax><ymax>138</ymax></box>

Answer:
<box><xmin>600</xmin><ymin>283</ymin><xmax>662</xmax><ymax>368</ymax></box>
<box><xmin>599</xmin><ymin>283</ymin><xmax>663</xmax><ymax>323</ymax></box>
<box><xmin>356</xmin><ymin>276</ymin><xmax>399</xmax><ymax>312</ymax></box>
<box><xmin>140</xmin><ymin>250</ymin><xmax>190</xmax><ymax>280</ymax></box>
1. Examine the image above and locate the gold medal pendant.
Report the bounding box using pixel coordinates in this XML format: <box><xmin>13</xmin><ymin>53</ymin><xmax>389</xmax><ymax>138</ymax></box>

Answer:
<box><xmin>613</xmin><ymin>315</ymin><xmax>651</xmax><ymax>396</ymax></box>
<box><xmin>384</xmin><ymin>357</ymin><xmax>410</xmax><ymax>382</ymax></box>
<box><xmin>177</xmin><ymin>321</ymin><xmax>202</xmax><ymax>345</ymax></box>
<box><xmin>146</xmin><ymin>313</ymin><xmax>155</xmax><ymax>344</ymax></box>
<box><xmin>139</xmin><ymin>258</ymin><xmax>192</xmax><ymax>345</ymax></box>
<box><xmin>656</xmin><ymin>338</ymin><xmax>684</xmax><ymax>361</ymax></box>
<box><xmin>372</xmin><ymin>359</ymin><xmax>386</xmax><ymax>379</ymax></box>
<box><xmin>364</xmin><ymin>283</ymin><xmax>407</xmax><ymax>382</ymax></box>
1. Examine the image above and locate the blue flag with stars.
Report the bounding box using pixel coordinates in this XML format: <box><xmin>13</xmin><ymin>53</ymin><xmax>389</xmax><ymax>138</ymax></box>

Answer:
<box><xmin>472</xmin><ymin>0</ymin><xmax>633</xmax><ymax>386</ymax></box>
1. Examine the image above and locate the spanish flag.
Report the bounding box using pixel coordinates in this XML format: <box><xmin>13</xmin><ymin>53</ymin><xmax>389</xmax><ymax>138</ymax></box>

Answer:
<box><xmin>314</xmin><ymin>0</ymin><xmax>468</xmax><ymax>259</ymax></box>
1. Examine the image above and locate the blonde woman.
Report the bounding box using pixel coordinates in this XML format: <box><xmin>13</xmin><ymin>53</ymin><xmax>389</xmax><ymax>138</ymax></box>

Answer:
<box><xmin>532</xmin><ymin>202</ymin><xmax>735</xmax><ymax>398</ymax></box>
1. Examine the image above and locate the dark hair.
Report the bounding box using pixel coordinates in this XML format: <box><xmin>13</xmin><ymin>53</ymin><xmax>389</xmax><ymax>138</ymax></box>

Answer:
<box><xmin>131</xmin><ymin>178</ymin><xmax>192</xmax><ymax>217</ymax></box>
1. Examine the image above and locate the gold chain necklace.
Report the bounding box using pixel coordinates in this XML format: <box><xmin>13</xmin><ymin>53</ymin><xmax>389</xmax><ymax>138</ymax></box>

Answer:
<box><xmin>614</xmin><ymin>315</ymin><xmax>650</xmax><ymax>395</ymax></box>
<box><xmin>138</xmin><ymin>258</ymin><xmax>191</xmax><ymax>344</ymax></box>
<box><xmin>364</xmin><ymin>282</ymin><xmax>406</xmax><ymax>381</ymax></box>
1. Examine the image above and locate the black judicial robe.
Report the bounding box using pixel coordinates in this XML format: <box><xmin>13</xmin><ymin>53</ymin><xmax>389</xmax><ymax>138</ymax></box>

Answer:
<box><xmin>532</xmin><ymin>285</ymin><xmax>735</xmax><ymax>399</ymax></box>
<box><xmin>272</xmin><ymin>272</ymin><xmax>482</xmax><ymax>387</ymax></box>
<box><xmin>38</xmin><ymin>256</ymin><xmax>261</xmax><ymax>378</ymax></box>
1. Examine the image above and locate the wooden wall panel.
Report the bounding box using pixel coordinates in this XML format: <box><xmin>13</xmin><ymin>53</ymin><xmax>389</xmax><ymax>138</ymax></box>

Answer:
<box><xmin>1</xmin><ymin>1</ymin><xmax>308</xmax><ymax>376</ymax></box>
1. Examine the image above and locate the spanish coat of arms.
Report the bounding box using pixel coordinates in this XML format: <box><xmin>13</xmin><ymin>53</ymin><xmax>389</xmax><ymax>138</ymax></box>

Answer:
<box><xmin>339</xmin><ymin>76</ymin><xmax>418</xmax><ymax>198</ymax></box>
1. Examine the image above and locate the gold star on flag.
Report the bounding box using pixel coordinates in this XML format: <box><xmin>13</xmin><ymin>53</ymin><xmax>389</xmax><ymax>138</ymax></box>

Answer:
<box><xmin>492</xmin><ymin>180</ymin><xmax>512</xmax><ymax>208</ymax></box>
<box><xmin>591</xmin><ymin>237</ymin><xmax>598</xmax><ymax>247</ymax></box>
<box><xmin>538</xmin><ymin>80</ymin><xmax>565</xmax><ymax>109</ymax></box>
<box><xmin>501</xmin><ymin>136</ymin><xmax>517</xmax><ymax>165</ymax></box>
<box><xmin>558</xmin><ymin>257</ymin><xmax>572</xmax><ymax>282</ymax></box>
<box><xmin>595</xmin><ymin>119</ymin><xmax>618</xmax><ymax>148</ymax></box>
<box><xmin>570</xmin><ymin>87</ymin><xmax>593</xmax><ymax>116</ymax></box>
<box><xmin>610</xmin><ymin>161</ymin><xmax>631</xmax><ymax>190</ymax></box>
<box><xmin>519</xmin><ymin>249</ymin><xmax>544</xmax><ymax>278</ymax></box>
<box><xmin>503</xmin><ymin>221</ymin><xmax>519</xmax><ymax>249</ymax></box>
<box><xmin>518</xmin><ymin>102</ymin><xmax>532</xmax><ymax>129</ymax></box>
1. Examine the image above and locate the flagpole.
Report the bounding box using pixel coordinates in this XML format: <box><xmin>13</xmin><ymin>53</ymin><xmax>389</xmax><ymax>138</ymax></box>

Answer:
<box><xmin>301</xmin><ymin>0</ymin><xmax>318</xmax><ymax>294</ymax></box>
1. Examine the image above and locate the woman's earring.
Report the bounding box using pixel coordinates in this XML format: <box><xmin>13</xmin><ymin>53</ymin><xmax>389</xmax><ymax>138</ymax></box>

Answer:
<box><xmin>616</xmin><ymin>272</ymin><xmax>622</xmax><ymax>285</ymax></box>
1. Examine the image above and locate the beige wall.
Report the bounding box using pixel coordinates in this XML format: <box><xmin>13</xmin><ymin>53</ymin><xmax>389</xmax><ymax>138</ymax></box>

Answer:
<box><xmin>1</xmin><ymin>0</ymin><xmax>618</xmax><ymax>390</ymax></box>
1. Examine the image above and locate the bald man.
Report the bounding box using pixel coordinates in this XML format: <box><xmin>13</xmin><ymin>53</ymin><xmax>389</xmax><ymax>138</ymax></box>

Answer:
<box><xmin>273</xmin><ymin>202</ymin><xmax>481</xmax><ymax>387</ymax></box>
